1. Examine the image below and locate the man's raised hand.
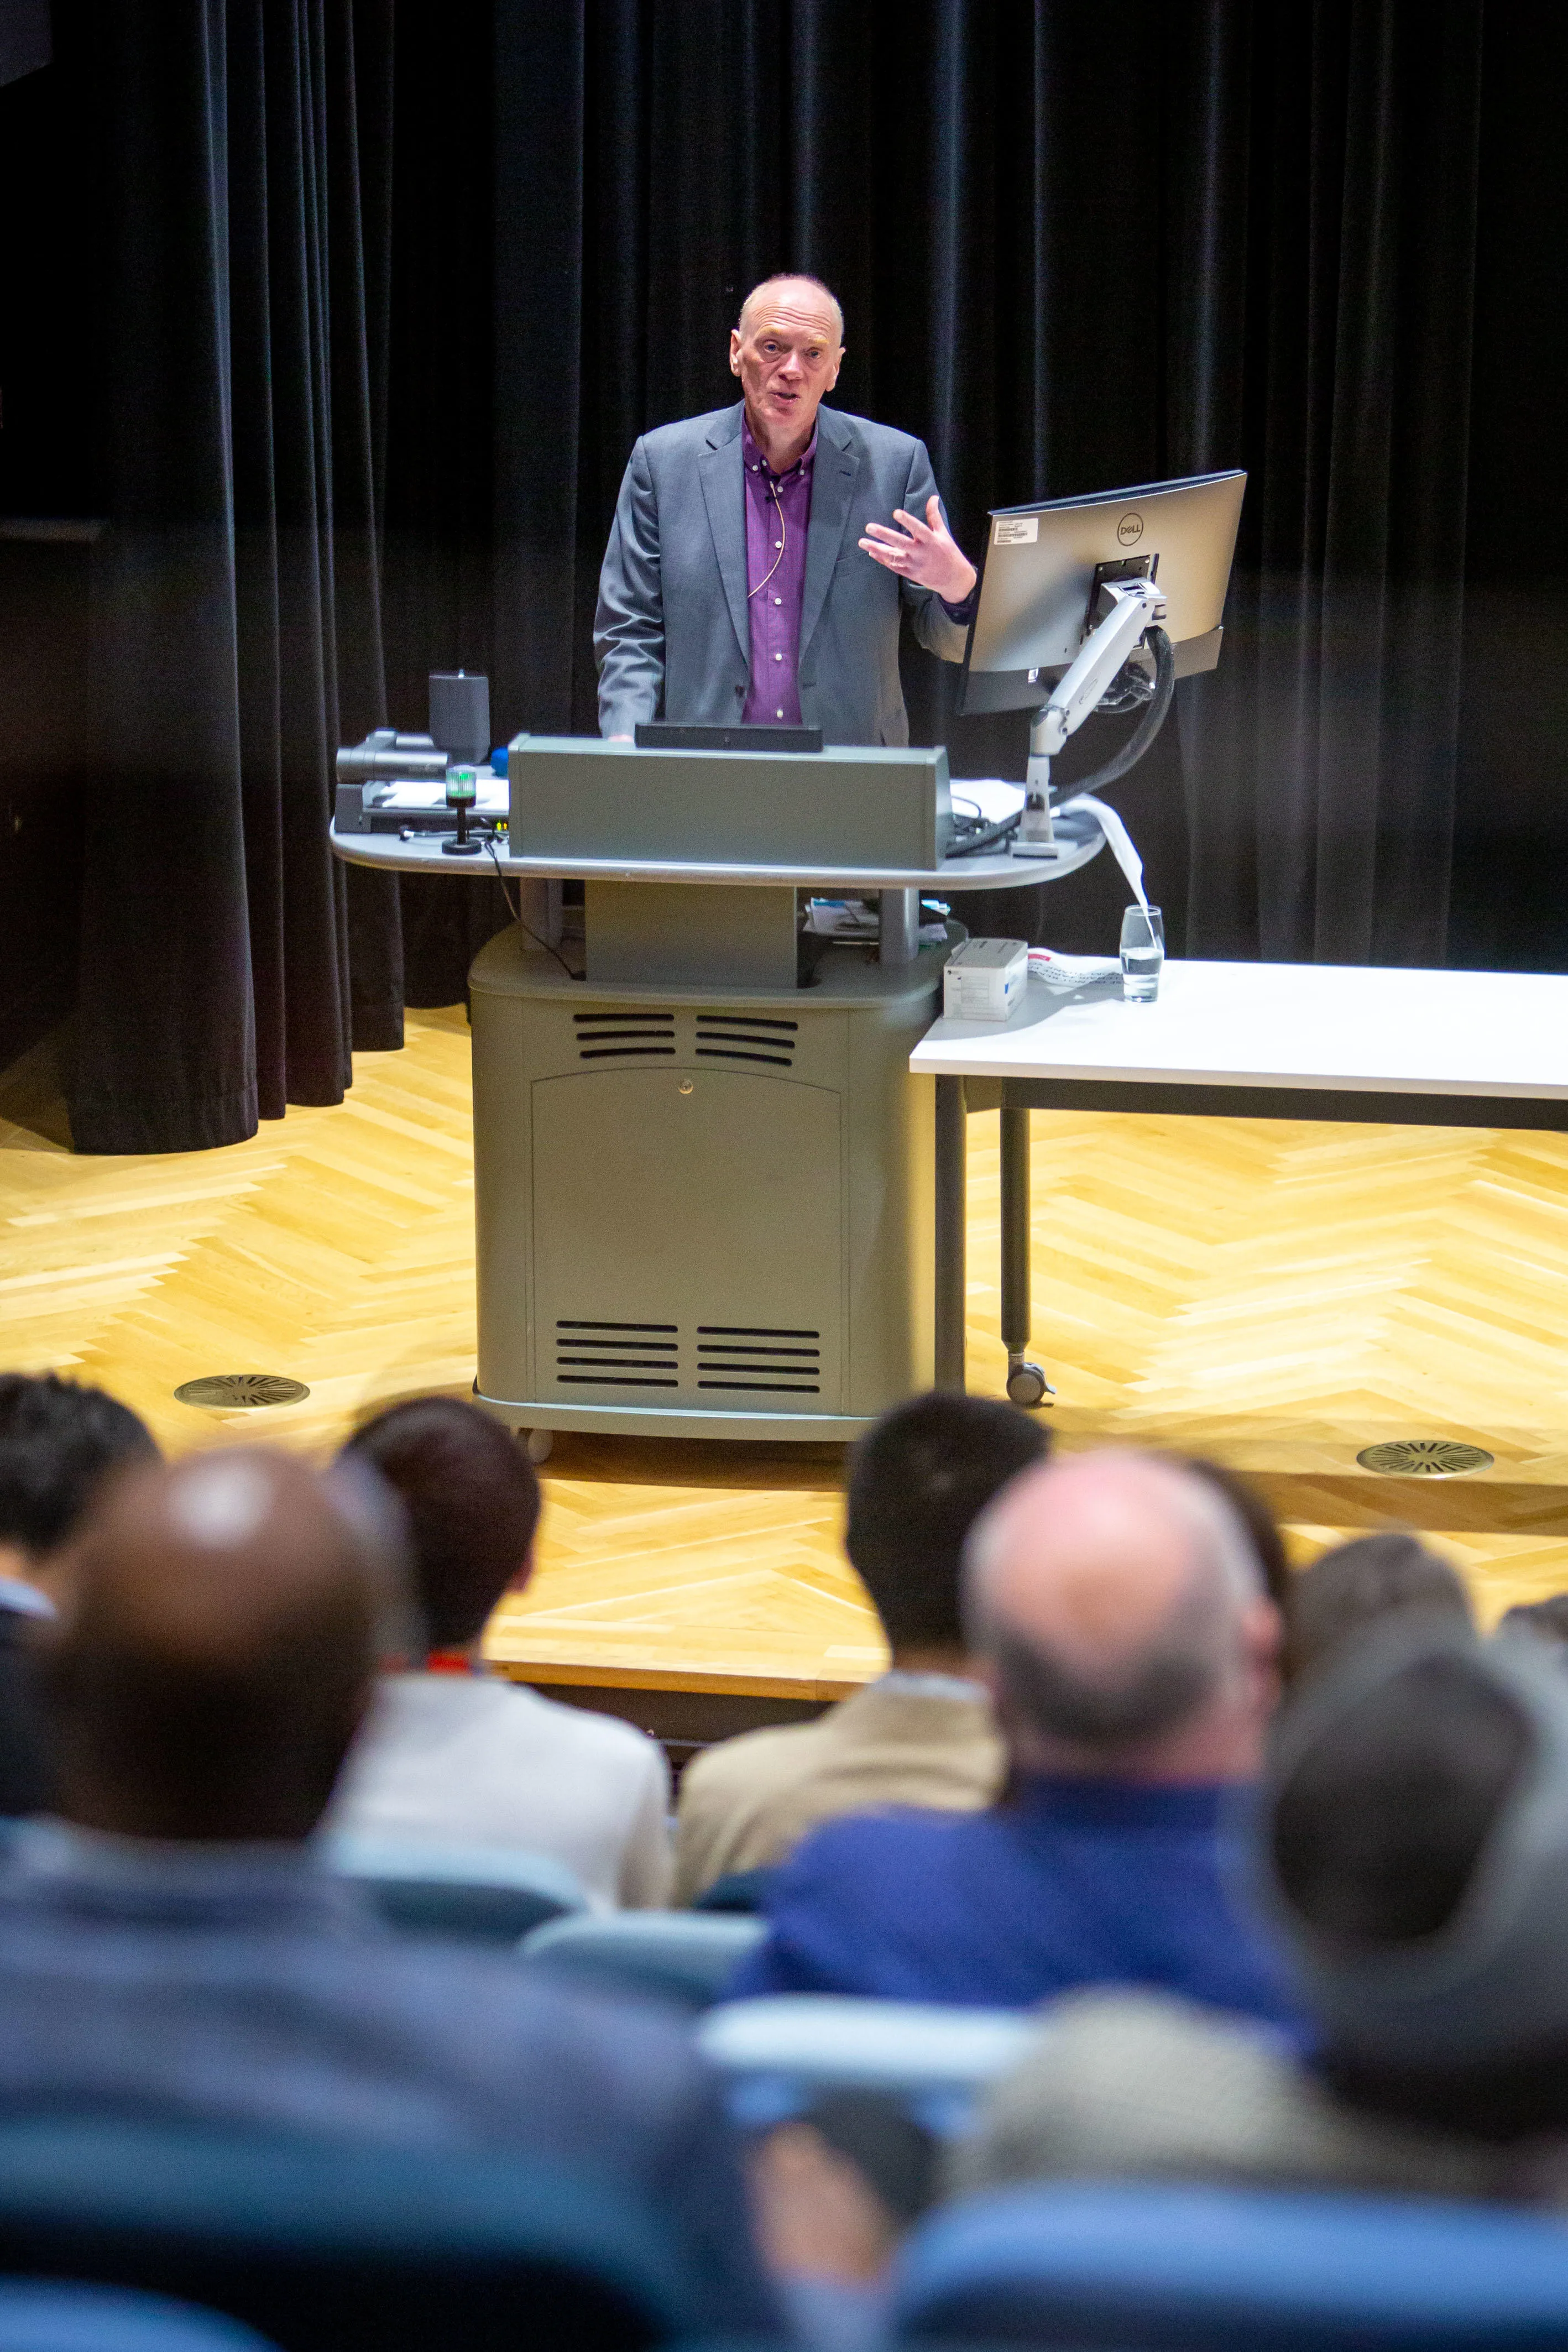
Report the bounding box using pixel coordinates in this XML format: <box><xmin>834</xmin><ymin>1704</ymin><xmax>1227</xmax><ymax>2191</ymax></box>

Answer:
<box><xmin>858</xmin><ymin>494</ymin><xmax>977</xmax><ymax>604</ymax></box>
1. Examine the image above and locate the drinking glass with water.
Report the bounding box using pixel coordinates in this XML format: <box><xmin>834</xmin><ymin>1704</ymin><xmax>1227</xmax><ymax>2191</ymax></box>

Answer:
<box><xmin>1120</xmin><ymin>905</ymin><xmax>1164</xmax><ymax>1001</ymax></box>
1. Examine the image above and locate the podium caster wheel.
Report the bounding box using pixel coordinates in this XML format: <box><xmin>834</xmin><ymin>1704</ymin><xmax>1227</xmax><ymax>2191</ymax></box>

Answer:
<box><xmin>521</xmin><ymin>1428</ymin><xmax>553</xmax><ymax>1465</ymax></box>
<box><xmin>1006</xmin><ymin>1361</ymin><xmax>1054</xmax><ymax>1410</ymax></box>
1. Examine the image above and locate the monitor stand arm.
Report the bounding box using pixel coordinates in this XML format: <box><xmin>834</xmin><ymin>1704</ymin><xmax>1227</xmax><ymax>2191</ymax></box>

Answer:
<box><xmin>1013</xmin><ymin>574</ymin><xmax>1169</xmax><ymax>859</ymax></box>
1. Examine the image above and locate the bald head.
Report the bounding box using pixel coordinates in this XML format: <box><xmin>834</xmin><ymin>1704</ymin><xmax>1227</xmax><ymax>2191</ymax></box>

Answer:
<box><xmin>963</xmin><ymin>1450</ymin><xmax>1278</xmax><ymax>1778</ymax></box>
<box><xmin>46</xmin><ymin>1447</ymin><xmax>406</xmax><ymax>1842</ymax></box>
<box><xmin>736</xmin><ymin>274</ymin><xmax>844</xmax><ymax>344</ymax></box>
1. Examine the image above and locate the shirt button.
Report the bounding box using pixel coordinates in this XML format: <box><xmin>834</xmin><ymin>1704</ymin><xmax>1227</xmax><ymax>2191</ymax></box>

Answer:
<box><xmin>775</xmin><ymin>708</ymin><xmax>784</xmax><ymax>718</ymax></box>
<box><xmin>775</xmin><ymin>540</ymin><xmax>782</xmax><ymax>550</ymax></box>
<box><xmin>773</xmin><ymin>652</ymin><xmax>783</xmax><ymax>661</ymax></box>
<box><xmin>773</xmin><ymin>596</ymin><xmax>782</xmax><ymax>605</ymax></box>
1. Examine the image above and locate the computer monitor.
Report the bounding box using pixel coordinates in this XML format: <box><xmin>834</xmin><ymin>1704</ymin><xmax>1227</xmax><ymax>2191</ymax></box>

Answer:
<box><xmin>957</xmin><ymin>469</ymin><xmax>1246</xmax><ymax>717</ymax></box>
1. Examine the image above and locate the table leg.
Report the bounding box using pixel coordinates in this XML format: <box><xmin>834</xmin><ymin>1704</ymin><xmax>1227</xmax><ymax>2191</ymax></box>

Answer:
<box><xmin>879</xmin><ymin>888</ymin><xmax>921</xmax><ymax>964</ymax></box>
<box><xmin>934</xmin><ymin>1076</ymin><xmax>967</xmax><ymax>1392</ymax></box>
<box><xmin>1000</xmin><ymin>1102</ymin><xmax>1053</xmax><ymax>1409</ymax></box>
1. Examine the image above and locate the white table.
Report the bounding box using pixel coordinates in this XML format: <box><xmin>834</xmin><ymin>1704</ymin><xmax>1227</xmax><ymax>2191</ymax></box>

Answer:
<box><xmin>910</xmin><ymin>958</ymin><xmax>1568</xmax><ymax>1392</ymax></box>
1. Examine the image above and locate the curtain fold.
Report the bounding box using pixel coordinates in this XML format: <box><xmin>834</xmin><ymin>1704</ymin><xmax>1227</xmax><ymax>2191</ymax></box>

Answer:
<box><xmin>72</xmin><ymin>0</ymin><xmax>399</xmax><ymax>1152</ymax></box>
<box><xmin>1178</xmin><ymin>1</ymin><xmax>1485</xmax><ymax>965</ymax></box>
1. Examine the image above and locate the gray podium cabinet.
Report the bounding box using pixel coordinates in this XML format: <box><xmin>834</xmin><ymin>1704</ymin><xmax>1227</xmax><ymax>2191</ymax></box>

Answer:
<box><xmin>472</xmin><ymin>934</ymin><xmax>938</xmax><ymax>1440</ymax></box>
<box><xmin>330</xmin><ymin>736</ymin><xmax>1101</xmax><ymax>1446</ymax></box>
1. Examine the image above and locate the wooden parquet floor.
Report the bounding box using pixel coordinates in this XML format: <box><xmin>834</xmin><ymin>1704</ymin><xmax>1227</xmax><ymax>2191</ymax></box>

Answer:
<box><xmin>4</xmin><ymin>1007</ymin><xmax>1568</xmax><ymax>1697</ymax></box>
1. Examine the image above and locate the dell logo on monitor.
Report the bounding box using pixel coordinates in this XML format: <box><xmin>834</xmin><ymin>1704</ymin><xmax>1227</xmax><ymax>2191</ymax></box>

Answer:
<box><xmin>1117</xmin><ymin>511</ymin><xmax>1144</xmax><ymax>546</ymax></box>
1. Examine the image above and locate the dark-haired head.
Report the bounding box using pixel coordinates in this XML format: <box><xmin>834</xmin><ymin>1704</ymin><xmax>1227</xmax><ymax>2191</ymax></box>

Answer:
<box><xmin>845</xmin><ymin>1392</ymin><xmax>1048</xmax><ymax>1666</ymax></box>
<box><xmin>341</xmin><ymin>1396</ymin><xmax>540</xmax><ymax>1653</ymax></box>
<box><xmin>1496</xmin><ymin>1592</ymin><xmax>1568</xmax><ymax>1655</ymax></box>
<box><xmin>0</xmin><ymin>1373</ymin><xmax>158</xmax><ymax>1566</ymax></box>
<box><xmin>1284</xmin><ymin>1530</ymin><xmax>1472</xmax><ymax>1687</ymax></box>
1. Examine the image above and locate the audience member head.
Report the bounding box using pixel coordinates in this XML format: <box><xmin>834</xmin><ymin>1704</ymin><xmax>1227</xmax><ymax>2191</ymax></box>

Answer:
<box><xmin>962</xmin><ymin>1448</ymin><xmax>1278</xmax><ymax>1782</ymax></box>
<box><xmin>0</xmin><ymin>1373</ymin><xmax>157</xmax><ymax>1580</ymax></box>
<box><xmin>1261</xmin><ymin>1626</ymin><xmax>1568</xmax><ymax>2139</ymax></box>
<box><xmin>341</xmin><ymin>1397</ymin><xmax>541</xmax><ymax>1654</ymax></box>
<box><xmin>1494</xmin><ymin>1593</ymin><xmax>1568</xmax><ymax>1656</ymax></box>
<box><xmin>845</xmin><ymin>1392</ymin><xmax>1048</xmax><ymax>1671</ymax></box>
<box><xmin>1179</xmin><ymin>1457</ymin><xmax>1290</xmax><ymax>1611</ymax></box>
<box><xmin>1284</xmin><ymin>1530</ymin><xmax>1472</xmax><ymax>1686</ymax></box>
<box><xmin>44</xmin><ymin>1446</ymin><xmax>406</xmax><ymax>1843</ymax></box>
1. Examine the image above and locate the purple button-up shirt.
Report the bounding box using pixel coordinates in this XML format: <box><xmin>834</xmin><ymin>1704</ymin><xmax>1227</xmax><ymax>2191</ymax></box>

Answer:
<box><xmin>741</xmin><ymin>418</ymin><xmax>816</xmax><ymax>725</ymax></box>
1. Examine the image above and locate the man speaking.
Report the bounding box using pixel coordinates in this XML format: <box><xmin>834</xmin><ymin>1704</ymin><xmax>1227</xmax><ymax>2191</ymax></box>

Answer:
<box><xmin>595</xmin><ymin>275</ymin><xmax>978</xmax><ymax>745</ymax></box>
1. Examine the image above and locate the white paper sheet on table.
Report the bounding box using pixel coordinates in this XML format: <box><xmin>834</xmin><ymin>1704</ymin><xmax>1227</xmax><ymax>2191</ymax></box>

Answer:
<box><xmin>375</xmin><ymin>779</ymin><xmax>509</xmax><ymax>814</ymax></box>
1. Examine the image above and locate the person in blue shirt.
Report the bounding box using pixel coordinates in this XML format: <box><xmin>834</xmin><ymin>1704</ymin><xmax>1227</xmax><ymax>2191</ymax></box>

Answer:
<box><xmin>730</xmin><ymin>1447</ymin><xmax>1303</xmax><ymax>2034</ymax></box>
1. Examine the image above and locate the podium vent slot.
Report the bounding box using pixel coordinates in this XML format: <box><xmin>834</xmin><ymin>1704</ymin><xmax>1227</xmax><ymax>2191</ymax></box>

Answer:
<box><xmin>574</xmin><ymin>1014</ymin><xmax>677</xmax><ymax>1062</ymax></box>
<box><xmin>698</xmin><ymin>1379</ymin><xmax>821</xmax><ymax>1393</ymax></box>
<box><xmin>697</xmin><ymin>1325</ymin><xmax>820</xmax><ymax>1394</ymax></box>
<box><xmin>696</xmin><ymin>1044</ymin><xmax>793</xmax><ymax>1067</ymax></box>
<box><xmin>556</xmin><ymin>1319</ymin><xmax>680</xmax><ymax>1388</ymax></box>
<box><xmin>698</xmin><ymin>1325</ymin><xmax>818</xmax><ymax>1337</ymax></box>
<box><xmin>697</xmin><ymin>1344</ymin><xmax>818</xmax><ymax>1358</ymax></box>
<box><xmin>696</xmin><ymin>1017</ymin><xmax>795</xmax><ymax>1069</ymax></box>
<box><xmin>557</xmin><ymin>1320</ymin><xmax>677</xmax><ymax>1332</ymax></box>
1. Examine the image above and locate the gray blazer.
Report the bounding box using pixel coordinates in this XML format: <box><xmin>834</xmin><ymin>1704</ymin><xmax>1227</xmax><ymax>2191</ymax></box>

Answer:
<box><xmin>595</xmin><ymin>401</ymin><xmax>968</xmax><ymax>744</ymax></box>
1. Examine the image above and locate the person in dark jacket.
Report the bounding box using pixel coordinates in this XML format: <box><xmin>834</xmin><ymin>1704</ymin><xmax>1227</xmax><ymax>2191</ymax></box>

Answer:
<box><xmin>0</xmin><ymin>1445</ymin><xmax>775</xmax><ymax>2335</ymax></box>
<box><xmin>0</xmin><ymin>1373</ymin><xmax>158</xmax><ymax>1813</ymax></box>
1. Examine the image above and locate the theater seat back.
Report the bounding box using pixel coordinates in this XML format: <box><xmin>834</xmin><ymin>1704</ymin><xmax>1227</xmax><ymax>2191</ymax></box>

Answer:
<box><xmin>520</xmin><ymin>1911</ymin><xmax>765</xmax><ymax>2008</ymax></box>
<box><xmin>894</xmin><ymin>2180</ymin><xmax>1568</xmax><ymax>2349</ymax></box>
<box><xmin>0</xmin><ymin>2116</ymin><xmax>689</xmax><ymax>2352</ymax></box>
<box><xmin>318</xmin><ymin>1833</ymin><xmax>586</xmax><ymax>1941</ymax></box>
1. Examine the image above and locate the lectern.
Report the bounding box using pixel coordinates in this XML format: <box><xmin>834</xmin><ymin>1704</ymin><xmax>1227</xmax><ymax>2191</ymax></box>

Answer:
<box><xmin>331</xmin><ymin>735</ymin><xmax>1101</xmax><ymax>1449</ymax></box>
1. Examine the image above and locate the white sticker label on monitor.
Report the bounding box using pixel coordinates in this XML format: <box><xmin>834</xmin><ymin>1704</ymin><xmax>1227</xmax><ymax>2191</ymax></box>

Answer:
<box><xmin>994</xmin><ymin>516</ymin><xmax>1039</xmax><ymax>546</ymax></box>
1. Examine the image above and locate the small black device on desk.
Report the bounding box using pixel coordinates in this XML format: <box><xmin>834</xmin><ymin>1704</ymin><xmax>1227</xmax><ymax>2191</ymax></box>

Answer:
<box><xmin>334</xmin><ymin>672</ymin><xmax>499</xmax><ymax>837</ymax></box>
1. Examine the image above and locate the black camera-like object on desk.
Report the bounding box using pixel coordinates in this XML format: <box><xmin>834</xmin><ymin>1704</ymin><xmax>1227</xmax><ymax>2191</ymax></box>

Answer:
<box><xmin>334</xmin><ymin>671</ymin><xmax>493</xmax><ymax>835</ymax></box>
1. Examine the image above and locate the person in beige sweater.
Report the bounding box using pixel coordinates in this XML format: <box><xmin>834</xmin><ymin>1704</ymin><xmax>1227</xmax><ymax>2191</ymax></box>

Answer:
<box><xmin>673</xmin><ymin>1392</ymin><xmax>1048</xmax><ymax>1902</ymax></box>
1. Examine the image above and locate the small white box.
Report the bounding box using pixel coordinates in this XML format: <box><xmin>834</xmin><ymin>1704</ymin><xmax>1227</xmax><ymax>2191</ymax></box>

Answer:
<box><xmin>943</xmin><ymin>937</ymin><xmax>1028</xmax><ymax>1022</ymax></box>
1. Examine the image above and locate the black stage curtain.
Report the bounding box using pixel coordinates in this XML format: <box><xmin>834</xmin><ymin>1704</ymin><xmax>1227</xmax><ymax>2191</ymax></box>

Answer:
<box><xmin>37</xmin><ymin>1</ymin><xmax>1568</xmax><ymax>1146</ymax></box>
<box><xmin>70</xmin><ymin>0</ymin><xmax>402</xmax><ymax>1151</ymax></box>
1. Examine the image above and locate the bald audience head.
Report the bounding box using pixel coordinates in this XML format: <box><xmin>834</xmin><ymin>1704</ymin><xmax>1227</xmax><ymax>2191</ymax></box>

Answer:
<box><xmin>963</xmin><ymin>1449</ymin><xmax>1280</xmax><ymax>1781</ymax></box>
<box><xmin>45</xmin><ymin>1447</ymin><xmax>406</xmax><ymax>1844</ymax></box>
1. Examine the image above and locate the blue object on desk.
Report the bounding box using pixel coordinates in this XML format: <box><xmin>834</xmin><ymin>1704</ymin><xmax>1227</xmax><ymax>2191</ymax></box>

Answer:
<box><xmin>490</xmin><ymin>745</ymin><xmax>508</xmax><ymax>777</ymax></box>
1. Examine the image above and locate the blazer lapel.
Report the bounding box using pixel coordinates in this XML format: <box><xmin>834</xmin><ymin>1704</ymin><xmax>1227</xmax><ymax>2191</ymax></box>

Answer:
<box><xmin>801</xmin><ymin>407</ymin><xmax>860</xmax><ymax>660</ymax></box>
<box><xmin>699</xmin><ymin>406</ymin><xmax>749</xmax><ymax>663</ymax></box>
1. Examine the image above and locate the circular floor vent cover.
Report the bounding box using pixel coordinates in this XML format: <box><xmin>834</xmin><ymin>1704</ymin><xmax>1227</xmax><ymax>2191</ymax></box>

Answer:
<box><xmin>174</xmin><ymin>1374</ymin><xmax>310</xmax><ymax>1410</ymax></box>
<box><xmin>1356</xmin><ymin>1438</ymin><xmax>1494</xmax><ymax>1477</ymax></box>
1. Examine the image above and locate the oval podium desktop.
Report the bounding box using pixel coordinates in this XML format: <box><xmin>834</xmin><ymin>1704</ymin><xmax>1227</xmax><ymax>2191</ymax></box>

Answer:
<box><xmin>330</xmin><ymin>735</ymin><xmax>1098</xmax><ymax>1450</ymax></box>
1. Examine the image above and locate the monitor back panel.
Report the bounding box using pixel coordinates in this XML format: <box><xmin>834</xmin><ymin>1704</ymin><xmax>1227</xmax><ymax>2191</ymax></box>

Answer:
<box><xmin>962</xmin><ymin>471</ymin><xmax>1246</xmax><ymax>714</ymax></box>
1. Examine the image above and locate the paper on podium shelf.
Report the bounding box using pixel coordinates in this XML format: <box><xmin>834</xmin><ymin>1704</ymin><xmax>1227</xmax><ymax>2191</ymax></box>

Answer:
<box><xmin>375</xmin><ymin>777</ymin><xmax>508</xmax><ymax>814</ymax></box>
<box><xmin>949</xmin><ymin>778</ymin><xmax>1025</xmax><ymax>825</ymax></box>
